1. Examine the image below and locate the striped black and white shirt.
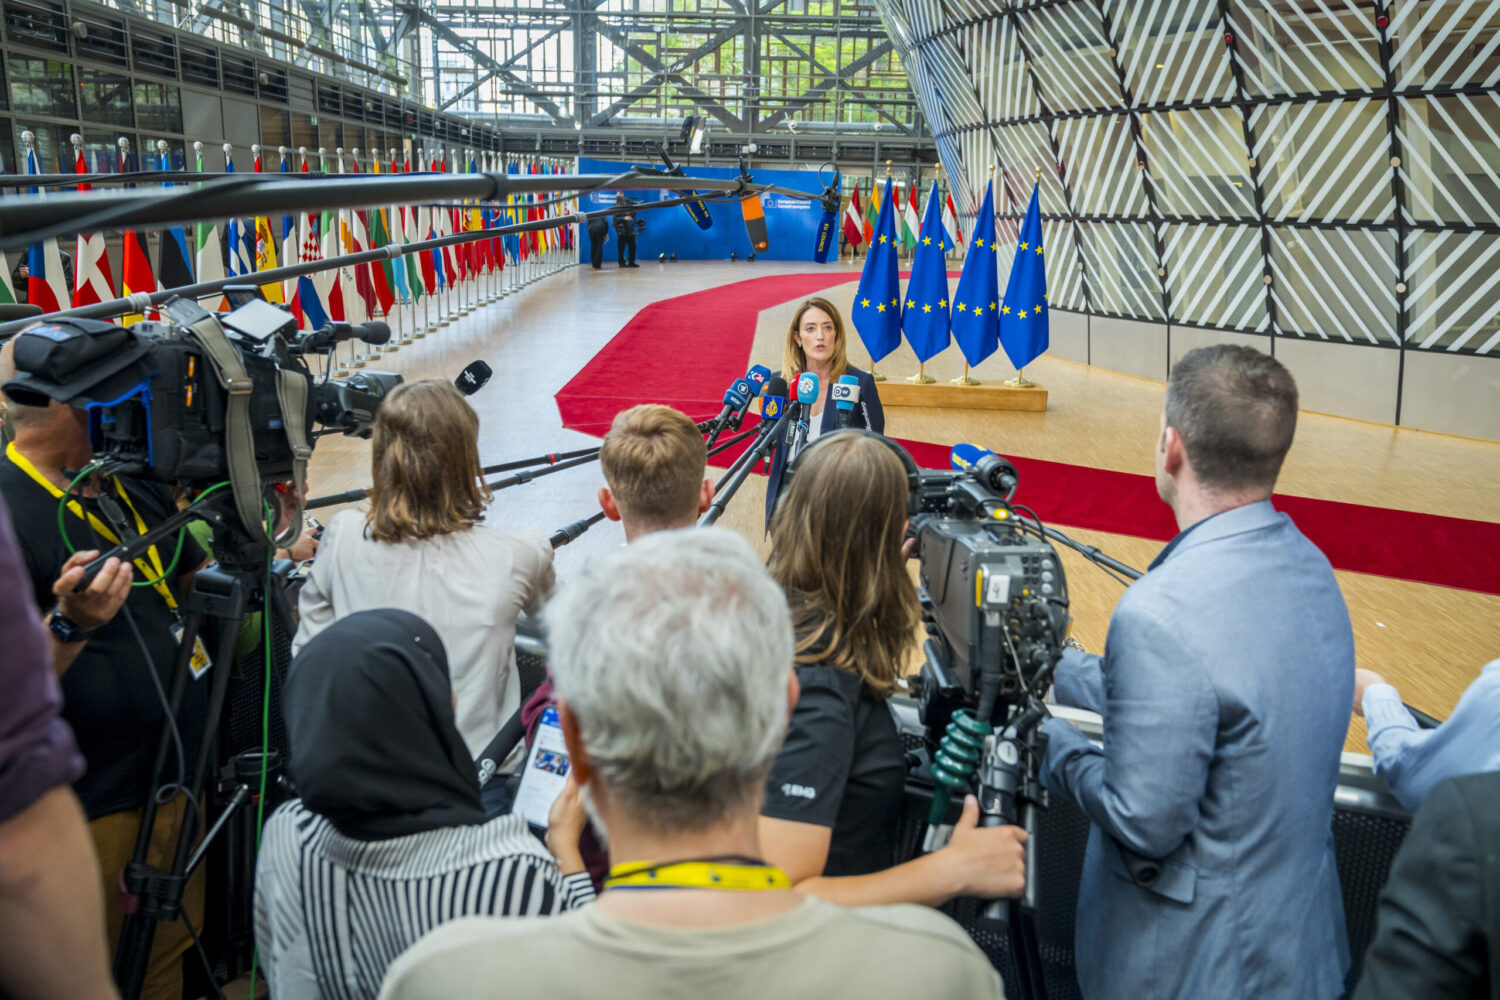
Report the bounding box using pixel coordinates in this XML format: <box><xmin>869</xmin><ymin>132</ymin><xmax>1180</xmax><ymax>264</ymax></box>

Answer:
<box><xmin>254</xmin><ymin>800</ymin><xmax>595</xmax><ymax>1000</ymax></box>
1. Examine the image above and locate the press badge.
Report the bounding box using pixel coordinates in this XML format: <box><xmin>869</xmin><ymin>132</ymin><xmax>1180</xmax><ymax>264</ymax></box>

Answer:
<box><xmin>172</xmin><ymin>624</ymin><xmax>213</xmax><ymax>679</ymax></box>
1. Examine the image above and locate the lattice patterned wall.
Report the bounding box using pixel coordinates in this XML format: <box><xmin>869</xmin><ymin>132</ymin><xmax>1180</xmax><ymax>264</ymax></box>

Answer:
<box><xmin>872</xmin><ymin>0</ymin><xmax>1500</xmax><ymax>435</ymax></box>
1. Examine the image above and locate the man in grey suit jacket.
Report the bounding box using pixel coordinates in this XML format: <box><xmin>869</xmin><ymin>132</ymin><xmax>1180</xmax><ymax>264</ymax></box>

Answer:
<box><xmin>1041</xmin><ymin>344</ymin><xmax>1354</xmax><ymax>1000</ymax></box>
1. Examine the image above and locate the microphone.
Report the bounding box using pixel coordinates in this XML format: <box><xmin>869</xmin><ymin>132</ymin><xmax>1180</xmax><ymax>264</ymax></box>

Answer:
<box><xmin>788</xmin><ymin>371</ymin><xmax>820</xmax><ymax>459</ymax></box>
<box><xmin>950</xmin><ymin>443</ymin><xmax>1019</xmax><ymax>498</ymax></box>
<box><xmin>760</xmin><ymin>376</ymin><xmax>789</xmax><ymax>422</ymax></box>
<box><xmin>454</xmin><ymin>360</ymin><xmax>493</xmax><ymax>396</ymax></box>
<box><xmin>729</xmin><ymin>364</ymin><xmax>772</xmax><ymax>431</ymax></box>
<box><xmin>351</xmin><ymin>320</ymin><xmax>390</xmax><ymax>344</ymax></box>
<box><xmin>813</xmin><ymin>173</ymin><xmax>840</xmax><ymax>263</ymax></box>
<box><xmin>832</xmin><ymin>374</ymin><xmax>860</xmax><ymax>429</ymax></box>
<box><xmin>705</xmin><ymin>376</ymin><xmax>754</xmax><ymax>448</ymax></box>
<box><xmin>657</xmin><ymin>144</ymin><xmax>712</xmax><ymax>230</ymax></box>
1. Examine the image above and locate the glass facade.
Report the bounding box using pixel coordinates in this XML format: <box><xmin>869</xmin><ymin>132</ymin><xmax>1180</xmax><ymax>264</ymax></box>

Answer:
<box><xmin>871</xmin><ymin>0</ymin><xmax>1500</xmax><ymax>360</ymax></box>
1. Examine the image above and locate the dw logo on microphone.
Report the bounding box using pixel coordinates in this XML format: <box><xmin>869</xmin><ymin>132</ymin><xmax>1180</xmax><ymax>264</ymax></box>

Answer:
<box><xmin>830</xmin><ymin>383</ymin><xmax>854</xmax><ymax>403</ymax></box>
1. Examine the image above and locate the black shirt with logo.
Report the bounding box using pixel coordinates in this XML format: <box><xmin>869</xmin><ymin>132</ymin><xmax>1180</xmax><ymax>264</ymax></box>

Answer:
<box><xmin>761</xmin><ymin>664</ymin><xmax>909</xmax><ymax>877</ymax></box>
<box><xmin>0</xmin><ymin>461</ymin><xmax>208</xmax><ymax>819</ymax></box>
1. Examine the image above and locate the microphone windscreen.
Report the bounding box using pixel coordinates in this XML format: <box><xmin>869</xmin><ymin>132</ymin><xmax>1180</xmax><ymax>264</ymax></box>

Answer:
<box><xmin>724</xmin><ymin>378</ymin><xmax>751</xmax><ymax>407</ymax></box>
<box><xmin>684</xmin><ymin>196</ymin><xmax>713</xmax><ymax>230</ymax></box>
<box><xmin>745</xmin><ymin>364</ymin><xmax>771</xmax><ymax>392</ymax></box>
<box><xmin>832</xmin><ymin>374</ymin><xmax>860</xmax><ymax>410</ymax></box>
<box><xmin>761</xmin><ymin>376</ymin><xmax>789</xmax><ymax>421</ymax></box>
<box><xmin>357</xmin><ymin>321</ymin><xmax>392</xmax><ymax>345</ymax></box>
<box><xmin>455</xmin><ymin>360</ymin><xmax>493</xmax><ymax>396</ymax></box>
<box><xmin>796</xmin><ymin>371</ymin><xmax>820</xmax><ymax>405</ymax></box>
<box><xmin>950</xmin><ymin>442</ymin><xmax>992</xmax><ymax>472</ymax></box>
<box><xmin>741</xmin><ymin>195</ymin><xmax>770</xmax><ymax>253</ymax></box>
<box><xmin>0</xmin><ymin>304</ymin><xmax>43</xmax><ymax>322</ymax></box>
<box><xmin>813</xmin><ymin>208</ymin><xmax>837</xmax><ymax>263</ymax></box>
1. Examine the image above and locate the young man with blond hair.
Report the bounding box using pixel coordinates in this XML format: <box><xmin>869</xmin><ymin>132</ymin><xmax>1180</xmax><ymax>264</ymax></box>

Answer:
<box><xmin>597</xmin><ymin>404</ymin><xmax>713</xmax><ymax>540</ymax></box>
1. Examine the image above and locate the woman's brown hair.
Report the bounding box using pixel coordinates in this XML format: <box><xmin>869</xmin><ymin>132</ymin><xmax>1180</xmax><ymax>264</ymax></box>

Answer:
<box><xmin>781</xmin><ymin>297</ymin><xmax>850</xmax><ymax>381</ymax></box>
<box><xmin>766</xmin><ymin>433</ymin><xmax>919</xmax><ymax>699</ymax></box>
<box><xmin>366</xmin><ymin>379</ymin><xmax>490</xmax><ymax>543</ymax></box>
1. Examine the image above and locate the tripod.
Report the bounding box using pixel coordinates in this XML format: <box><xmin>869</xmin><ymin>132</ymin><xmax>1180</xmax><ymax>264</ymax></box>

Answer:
<box><xmin>102</xmin><ymin>505</ymin><xmax>293</xmax><ymax>1000</ymax></box>
<box><xmin>973</xmin><ymin>700</ymin><xmax>1050</xmax><ymax>1000</ymax></box>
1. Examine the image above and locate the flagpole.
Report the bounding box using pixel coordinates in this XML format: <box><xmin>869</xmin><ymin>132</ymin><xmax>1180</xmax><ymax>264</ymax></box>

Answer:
<box><xmin>871</xmin><ymin>159</ymin><xmax>895</xmax><ymax>384</ymax></box>
<box><xmin>952</xmin><ymin>164</ymin><xmax>993</xmax><ymax>387</ymax></box>
<box><xmin>1005</xmin><ymin>166</ymin><xmax>1043</xmax><ymax>389</ymax></box>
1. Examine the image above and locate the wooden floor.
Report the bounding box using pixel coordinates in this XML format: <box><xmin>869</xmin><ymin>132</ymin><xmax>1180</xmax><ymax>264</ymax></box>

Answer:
<box><xmin>306</xmin><ymin>258</ymin><xmax>1500</xmax><ymax>752</ymax></box>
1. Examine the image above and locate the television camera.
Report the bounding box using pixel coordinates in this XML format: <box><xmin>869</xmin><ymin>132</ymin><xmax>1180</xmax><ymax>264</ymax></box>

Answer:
<box><xmin>4</xmin><ymin>287</ymin><xmax>400</xmax><ymax>559</ymax></box>
<box><xmin>906</xmin><ymin>444</ymin><xmax>1070</xmax><ymax>996</ymax></box>
<box><xmin>2</xmin><ymin>287</ymin><xmax>401</xmax><ymax>999</ymax></box>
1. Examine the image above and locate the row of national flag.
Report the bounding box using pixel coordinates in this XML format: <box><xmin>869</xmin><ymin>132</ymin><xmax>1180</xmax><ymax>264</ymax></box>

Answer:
<box><xmin>839</xmin><ymin>179</ymin><xmax>963</xmax><ymax>255</ymax></box>
<box><xmin>1</xmin><ymin>143</ymin><xmax>573</xmax><ymax>323</ymax></box>
<box><xmin>851</xmin><ymin>176</ymin><xmax>1048</xmax><ymax>372</ymax></box>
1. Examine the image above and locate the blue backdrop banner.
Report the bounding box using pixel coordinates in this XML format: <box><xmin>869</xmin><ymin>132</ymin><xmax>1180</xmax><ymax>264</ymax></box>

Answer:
<box><xmin>577</xmin><ymin>158</ymin><xmax>827</xmax><ymax>262</ymax></box>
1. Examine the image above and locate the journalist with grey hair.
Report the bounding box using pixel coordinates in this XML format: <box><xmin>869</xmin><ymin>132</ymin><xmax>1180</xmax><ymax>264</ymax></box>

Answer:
<box><xmin>378</xmin><ymin>528</ymin><xmax>1004</xmax><ymax>1000</ymax></box>
<box><xmin>1041</xmin><ymin>344</ymin><xmax>1356</xmax><ymax>1000</ymax></box>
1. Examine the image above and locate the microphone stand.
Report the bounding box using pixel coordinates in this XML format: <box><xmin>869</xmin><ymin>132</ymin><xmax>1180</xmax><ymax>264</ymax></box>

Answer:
<box><xmin>701</xmin><ymin>415</ymin><xmax>784</xmax><ymax>526</ymax></box>
<box><xmin>304</xmin><ymin>421</ymin><xmax>716</xmax><ymax>511</ymax></box>
<box><xmin>1020</xmin><ymin>514</ymin><xmax>1443</xmax><ymax>731</ymax></box>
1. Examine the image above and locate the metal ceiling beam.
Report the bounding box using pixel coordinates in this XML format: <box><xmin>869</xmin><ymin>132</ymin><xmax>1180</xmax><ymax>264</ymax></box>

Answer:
<box><xmin>758</xmin><ymin>39</ymin><xmax>896</xmax><ymax>130</ymax></box>
<box><xmin>587</xmin><ymin>17</ymin><xmax>749</xmax><ymax>130</ymax></box>
<box><xmin>421</xmin><ymin>13</ymin><xmax>574</xmax><ymax>125</ymax></box>
<box><xmin>436</xmin><ymin>20</ymin><xmax>570</xmax><ymax>111</ymax></box>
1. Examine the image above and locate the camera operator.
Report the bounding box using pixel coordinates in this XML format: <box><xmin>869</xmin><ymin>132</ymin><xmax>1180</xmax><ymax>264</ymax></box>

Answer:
<box><xmin>1039</xmin><ymin>345</ymin><xmax>1354</xmax><ymax>1000</ymax></box>
<box><xmin>613</xmin><ymin>195</ymin><xmax>639</xmax><ymax>268</ymax></box>
<box><xmin>0</xmin><ymin>496</ymin><xmax>118</xmax><ymax>1000</ymax></box>
<box><xmin>757</xmin><ymin>431</ymin><xmax>1027</xmax><ymax>906</ymax></box>
<box><xmin>0</xmin><ymin>329</ymin><xmax>211</xmax><ymax>1000</ymax></box>
<box><xmin>586</xmin><ymin>212</ymin><xmax>610</xmax><ymax>271</ymax></box>
<box><xmin>378</xmin><ymin>529</ymin><xmax>1004</xmax><ymax>1000</ymax></box>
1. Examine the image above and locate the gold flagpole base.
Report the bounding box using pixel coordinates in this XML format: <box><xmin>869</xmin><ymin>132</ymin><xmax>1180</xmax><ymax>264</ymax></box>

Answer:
<box><xmin>951</xmin><ymin>375</ymin><xmax>980</xmax><ymax>385</ymax></box>
<box><xmin>1005</xmin><ymin>370</ymin><xmax>1035</xmax><ymax>388</ymax></box>
<box><xmin>907</xmin><ymin>363</ymin><xmax>936</xmax><ymax>384</ymax></box>
<box><xmin>871</xmin><ymin>365</ymin><xmax>886</xmax><ymax>383</ymax></box>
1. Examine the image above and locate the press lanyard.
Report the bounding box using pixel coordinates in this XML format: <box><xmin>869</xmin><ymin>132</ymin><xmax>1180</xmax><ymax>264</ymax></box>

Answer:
<box><xmin>6</xmin><ymin>442</ymin><xmax>178</xmax><ymax>612</ymax></box>
<box><xmin>604</xmin><ymin>857</ymin><xmax>791</xmax><ymax>892</ymax></box>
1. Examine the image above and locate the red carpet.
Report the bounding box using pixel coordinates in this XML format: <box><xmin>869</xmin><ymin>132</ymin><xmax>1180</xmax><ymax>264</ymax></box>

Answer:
<box><xmin>555</xmin><ymin>272</ymin><xmax>1500</xmax><ymax>595</ymax></box>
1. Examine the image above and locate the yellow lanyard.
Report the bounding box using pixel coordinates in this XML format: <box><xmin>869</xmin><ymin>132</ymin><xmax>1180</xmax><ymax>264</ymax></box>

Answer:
<box><xmin>6</xmin><ymin>441</ymin><xmax>178</xmax><ymax>612</ymax></box>
<box><xmin>604</xmin><ymin>858</ymin><xmax>791</xmax><ymax>892</ymax></box>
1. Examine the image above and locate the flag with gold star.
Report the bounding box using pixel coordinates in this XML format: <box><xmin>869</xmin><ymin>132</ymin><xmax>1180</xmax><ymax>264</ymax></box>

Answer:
<box><xmin>901</xmin><ymin>183</ymin><xmax>951</xmax><ymax>362</ymax></box>
<box><xmin>851</xmin><ymin>181</ymin><xmax>902</xmax><ymax>362</ymax></box>
<box><xmin>952</xmin><ymin>179</ymin><xmax>999</xmax><ymax>367</ymax></box>
<box><xmin>999</xmin><ymin>182</ymin><xmax>1048</xmax><ymax>369</ymax></box>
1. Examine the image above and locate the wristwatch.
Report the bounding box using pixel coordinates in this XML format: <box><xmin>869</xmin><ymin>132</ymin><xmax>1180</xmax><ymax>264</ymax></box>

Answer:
<box><xmin>47</xmin><ymin>608</ymin><xmax>95</xmax><ymax>644</ymax></box>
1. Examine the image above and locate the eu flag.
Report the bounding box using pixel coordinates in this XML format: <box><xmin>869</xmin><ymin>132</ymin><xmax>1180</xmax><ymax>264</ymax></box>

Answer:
<box><xmin>951</xmin><ymin>180</ymin><xmax>1000</xmax><ymax>367</ymax></box>
<box><xmin>901</xmin><ymin>183</ymin><xmax>951</xmax><ymax>363</ymax></box>
<box><xmin>999</xmin><ymin>183</ymin><xmax>1049</xmax><ymax>370</ymax></box>
<box><xmin>850</xmin><ymin>181</ymin><xmax>901</xmax><ymax>363</ymax></box>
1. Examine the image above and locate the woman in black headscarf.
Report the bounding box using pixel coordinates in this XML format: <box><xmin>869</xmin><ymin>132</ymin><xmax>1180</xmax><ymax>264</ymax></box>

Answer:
<box><xmin>254</xmin><ymin>609</ymin><xmax>591</xmax><ymax>1000</ymax></box>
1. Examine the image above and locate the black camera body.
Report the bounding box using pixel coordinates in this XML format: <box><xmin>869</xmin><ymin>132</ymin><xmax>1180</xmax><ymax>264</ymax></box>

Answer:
<box><xmin>910</xmin><ymin>466</ymin><xmax>1069</xmax><ymax>734</ymax></box>
<box><xmin>87</xmin><ymin>300</ymin><xmax>400</xmax><ymax>485</ymax></box>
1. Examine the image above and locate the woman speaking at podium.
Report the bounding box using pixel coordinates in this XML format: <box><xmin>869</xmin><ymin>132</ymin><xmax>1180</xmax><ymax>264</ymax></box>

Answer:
<box><xmin>762</xmin><ymin>298</ymin><xmax>885</xmax><ymax>527</ymax></box>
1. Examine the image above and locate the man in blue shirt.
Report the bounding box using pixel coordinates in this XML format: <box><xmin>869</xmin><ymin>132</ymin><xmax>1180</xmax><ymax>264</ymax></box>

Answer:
<box><xmin>1042</xmin><ymin>344</ymin><xmax>1354</xmax><ymax>1000</ymax></box>
<box><xmin>1355</xmin><ymin>661</ymin><xmax>1500</xmax><ymax>811</ymax></box>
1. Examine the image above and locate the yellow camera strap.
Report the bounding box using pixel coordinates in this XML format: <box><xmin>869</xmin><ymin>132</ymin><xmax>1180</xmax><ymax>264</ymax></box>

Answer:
<box><xmin>6</xmin><ymin>441</ymin><xmax>178</xmax><ymax>612</ymax></box>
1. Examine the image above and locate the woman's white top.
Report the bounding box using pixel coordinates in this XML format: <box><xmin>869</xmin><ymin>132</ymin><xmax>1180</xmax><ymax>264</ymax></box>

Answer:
<box><xmin>293</xmin><ymin>508</ymin><xmax>555</xmax><ymax>758</ymax></box>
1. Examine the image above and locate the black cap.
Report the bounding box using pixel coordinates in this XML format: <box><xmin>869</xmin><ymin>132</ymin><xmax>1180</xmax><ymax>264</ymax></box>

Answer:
<box><xmin>3</xmin><ymin>319</ymin><xmax>153</xmax><ymax>408</ymax></box>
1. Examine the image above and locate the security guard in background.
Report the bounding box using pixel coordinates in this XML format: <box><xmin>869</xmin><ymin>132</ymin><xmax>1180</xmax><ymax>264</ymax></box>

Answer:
<box><xmin>614</xmin><ymin>195</ymin><xmax>639</xmax><ymax>269</ymax></box>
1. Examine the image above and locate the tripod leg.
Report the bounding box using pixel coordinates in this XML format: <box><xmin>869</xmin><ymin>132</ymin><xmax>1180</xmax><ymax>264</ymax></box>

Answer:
<box><xmin>112</xmin><ymin>611</ymin><xmax>202</xmax><ymax>999</ymax></box>
<box><xmin>115</xmin><ymin>581</ymin><xmax>246</xmax><ymax>1000</ymax></box>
